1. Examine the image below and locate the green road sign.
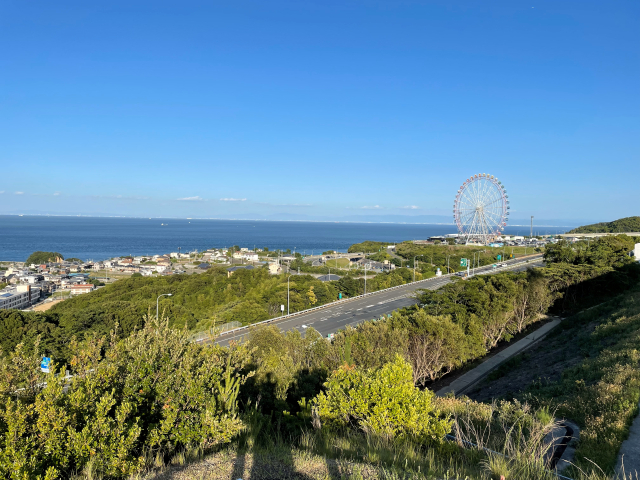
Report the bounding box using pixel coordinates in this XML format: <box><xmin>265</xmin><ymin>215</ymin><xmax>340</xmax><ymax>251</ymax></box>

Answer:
<box><xmin>497</xmin><ymin>255</ymin><xmax>502</xmax><ymax>261</ymax></box>
<box><xmin>460</xmin><ymin>258</ymin><xmax>468</xmax><ymax>267</ymax></box>
<box><xmin>339</xmin><ymin>292</ymin><xmax>342</xmax><ymax>300</ymax></box>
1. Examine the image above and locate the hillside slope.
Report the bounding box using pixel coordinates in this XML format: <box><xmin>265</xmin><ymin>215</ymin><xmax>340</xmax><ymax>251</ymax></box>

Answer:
<box><xmin>568</xmin><ymin>216</ymin><xmax>640</xmax><ymax>233</ymax></box>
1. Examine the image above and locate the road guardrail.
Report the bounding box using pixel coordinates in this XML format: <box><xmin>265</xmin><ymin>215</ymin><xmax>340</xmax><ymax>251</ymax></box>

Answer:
<box><xmin>195</xmin><ymin>254</ymin><xmax>543</xmax><ymax>343</ymax></box>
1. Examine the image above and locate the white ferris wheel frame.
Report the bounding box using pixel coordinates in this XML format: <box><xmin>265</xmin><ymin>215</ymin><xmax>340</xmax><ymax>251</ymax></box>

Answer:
<box><xmin>453</xmin><ymin>173</ymin><xmax>509</xmax><ymax>244</ymax></box>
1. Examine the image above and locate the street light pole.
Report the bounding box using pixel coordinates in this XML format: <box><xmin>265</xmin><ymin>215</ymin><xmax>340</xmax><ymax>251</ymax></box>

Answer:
<box><xmin>413</xmin><ymin>256</ymin><xmax>417</xmax><ymax>282</ymax></box>
<box><xmin>156</xmin><ymin>293</ymin><xmax>173</xmax><ymax>320</ymax></box>
<box><xmin>287</xmin><ymin>275</ymin><xmax>291</xmax><ymax>315</ymax></box>
<box><xmin>364</xmin><ymin>264</ymin><xmax>368</xmax><ymax>294</ymax></box>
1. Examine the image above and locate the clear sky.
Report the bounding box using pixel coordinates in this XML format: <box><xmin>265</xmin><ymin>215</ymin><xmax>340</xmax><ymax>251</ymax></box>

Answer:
<box><xmin>1</xmin><ymin>0</ymin><xmax>638</xmax><ymax>223</ymax></box>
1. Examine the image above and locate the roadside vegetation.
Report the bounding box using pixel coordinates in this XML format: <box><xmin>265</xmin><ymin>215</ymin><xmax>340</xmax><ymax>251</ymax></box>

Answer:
<box><xmin>0</xmin><ymin>265</ymin><xmax>418</xmax><ymax>364</ymax></box>
<box><xmin>1</xmin><ymin>234</ymin><xmax>638</xmax><ymax>479</ymax></box>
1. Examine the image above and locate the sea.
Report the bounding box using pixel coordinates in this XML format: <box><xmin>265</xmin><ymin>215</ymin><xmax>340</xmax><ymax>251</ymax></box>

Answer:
<box><xmin>0</xmin><ymin>216</ymin><xmax>572</xmax><ymax>262</ymax></box>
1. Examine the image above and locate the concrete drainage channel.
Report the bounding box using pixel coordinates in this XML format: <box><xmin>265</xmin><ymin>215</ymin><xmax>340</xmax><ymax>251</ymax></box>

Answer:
<box><xmin>195</xmin><ymin>255</ymin><xmax>543</xmax><ymax>344</ymax></box>
<box><xmin>436</xmin><ymin>316</ymin><xmax>581</xmax><ymax>479</ymax></box>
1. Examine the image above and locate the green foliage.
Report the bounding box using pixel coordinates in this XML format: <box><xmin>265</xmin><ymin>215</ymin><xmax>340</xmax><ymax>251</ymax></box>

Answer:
<box><xmin>347</xmin><ymin>241</ymin><xmax>394</xmax><ymax>253</ymax></box>
<box><xmin>368</xmin><ymin>250</ymin><xmax>390</xmax><ymax>262</ymax></box>
<box><xmin>544</xmin><ymin>235</ymin><xmax>636</xmax><ymax>268</ymax></box>
<box><xmin>418</xmin><ymin>270</ymin><xmax>553</xmax><ymax>350</ymax></box>
<box><xmin>0</xmin><ymin>315</ymin><xmax>249</xmax><ymax>479</ymax></box>
<box><xmin>568</xmin><ymin>216</ymin><xmax>640</xmax><ymax>233</ymax></box>
<box><xmin>0</xmin><ymin>268</ymin><xmax>342</xmax><ymax>362</ymax></box>
<box><xmin>65</xmin><ymin>258</ymin><xmax>82</xmax><ymax>263</ymax></box>
<box><xmin>313</xmin><ymin>356</ymin><xmax>451</xmax><ymax>442</ymax></box>
<box><xmin>521</xmin><ymin>285</ymin><xmax>640</xmax><ymax>475</ymax></box>
<box><xmin>25</xmin><ymin>251</ymin><xmax>63</xmax><ymax>265</ymax></box>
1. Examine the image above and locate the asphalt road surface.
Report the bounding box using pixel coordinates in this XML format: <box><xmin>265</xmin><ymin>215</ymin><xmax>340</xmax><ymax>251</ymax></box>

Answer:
<box><xmin>215</xmin><ymin>256</ymin><xmax>544</xmax><ymax>347</ymax></box>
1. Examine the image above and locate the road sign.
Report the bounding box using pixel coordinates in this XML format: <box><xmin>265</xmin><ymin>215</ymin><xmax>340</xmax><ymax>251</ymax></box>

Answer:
<box><xmin>497</xmin><ymin>255</ymin><xmax>502</xmax><ymax>261</ymax></box>
<box><xmin>280</xmin><ymin>304</ymin><xmax>284</xmax><ymax>312</ymax></box>
<box><xmin>41</xmin><ymin>357</ymin><xmax>51</xmax><ymax>373</ymax></box>
<box><xmin>338</xmin><ymin>292</ymin><xmax>342</xmax><ymax>299</ymax></box>
<box><xmin>460</xmin><ymin>258</ymin><xmax>468</xmax><ymax>267</ymax></box>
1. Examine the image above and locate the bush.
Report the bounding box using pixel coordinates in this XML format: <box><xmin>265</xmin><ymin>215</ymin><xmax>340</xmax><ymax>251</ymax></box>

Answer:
<box><xmin>313</xmin><ymin>356</ymin><xmax>451</xmax><ymax>443</ymax></box>
<box><xmin>0</xmin><ymin>315</ymin><xmax>250</xmax><ymax>479</ymax></box>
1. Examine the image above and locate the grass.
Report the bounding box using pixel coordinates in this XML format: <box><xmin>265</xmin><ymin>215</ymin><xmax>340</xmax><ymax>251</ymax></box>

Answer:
<box><xmin>520</xmin><ymin>287</ymin><xmax>640</xmax><ymax>476</ymax></box>
<box><xmin>325</xmin><ymin>257</ymin><xmax>351</xmax><ymax>269</ymax></box>
<box><xmin>467</xmin><ymin>284</ymin><xmax>640</xmax><ymax>477</ymax></box>
<box><xmin>127</xmin><ymin>396</ymin><xmax>638</xmax><ymax>480</ymax></box>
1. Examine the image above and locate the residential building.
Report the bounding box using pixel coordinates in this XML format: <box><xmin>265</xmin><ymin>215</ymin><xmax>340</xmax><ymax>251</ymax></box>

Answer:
<box><xmin>244</xmin><ymin>253</ymin><xmax>259</xmax><ymax>262</ymax></box>
<box><xmin>227</xmin><ymin>265</ymin><xmax>255</xmax><ymax>278</ymax></box>
<box><xmin>69</xmin><ymin>284</ymin><xmax>94</xmax><ymax>295</ymax></box>
<box><xmin>268</xmin><ymin>263</ymin><xmax>282</xmax><ymax>275</ymax></box>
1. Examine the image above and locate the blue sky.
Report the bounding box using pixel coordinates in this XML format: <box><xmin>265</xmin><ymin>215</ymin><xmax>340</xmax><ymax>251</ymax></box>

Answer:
<box><xmin>1</xmin><ymin>0</ymin><xmax>638</xmax><ymax>223</ymax></box>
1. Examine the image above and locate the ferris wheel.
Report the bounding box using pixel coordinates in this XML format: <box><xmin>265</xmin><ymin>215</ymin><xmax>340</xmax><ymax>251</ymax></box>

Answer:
<box><xmin>453</xmin><ymin>173</ymin><xmax>509</xmax><ymax>244</ymax></box>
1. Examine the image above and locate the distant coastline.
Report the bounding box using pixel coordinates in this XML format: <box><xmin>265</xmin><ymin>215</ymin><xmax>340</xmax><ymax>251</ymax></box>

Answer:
<box><xmin>0</xmin><ymin>213</ymin><xmax>578</xmax><ymax>228</ymax></box>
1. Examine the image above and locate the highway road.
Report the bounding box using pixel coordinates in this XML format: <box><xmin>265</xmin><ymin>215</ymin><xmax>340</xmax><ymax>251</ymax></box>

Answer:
<box><xmin>214</xmin><ymin>255</ymin><xmax>544</xmax><ymax>347</ymax></box>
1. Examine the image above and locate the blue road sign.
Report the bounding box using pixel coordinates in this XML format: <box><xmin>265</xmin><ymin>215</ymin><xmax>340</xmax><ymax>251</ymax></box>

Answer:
<box><xmin>41</xmin><ymin>357</ymin><xmax>51</xmax><ymax>373</ymax></box>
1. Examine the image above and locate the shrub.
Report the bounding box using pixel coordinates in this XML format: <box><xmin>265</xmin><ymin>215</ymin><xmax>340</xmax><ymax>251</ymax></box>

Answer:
<box><xmin>313</xmin><ymin>356</ymin><xmax>451</xmax><ymax>443</ymax></box>
<box><xmin>0</xmin><ymin>315</ymin><xmax>250</xmax><ymax>479</ymax></box>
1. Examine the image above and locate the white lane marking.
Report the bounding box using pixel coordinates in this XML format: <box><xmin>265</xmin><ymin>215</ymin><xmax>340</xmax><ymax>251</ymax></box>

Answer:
<box><xmin>367</xmin><ymin>305</ymin><xmax>374</xmax><ymax>308</ymax></box>
<box><xmin>356</xmin><ymin>308</ymin><xmax>362</xmax><ymax>311</ymax></box>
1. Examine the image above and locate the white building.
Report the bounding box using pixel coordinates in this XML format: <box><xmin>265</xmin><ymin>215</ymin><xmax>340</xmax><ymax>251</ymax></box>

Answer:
<box><xmin>244</xmin><ymin>253</ymin><xmax>259</xmax><ymax>262</ymax></box>
<box><xmin>0</xmin><ymin>285</ymin><xmax>42</xmax><ymax>310</ymax></box>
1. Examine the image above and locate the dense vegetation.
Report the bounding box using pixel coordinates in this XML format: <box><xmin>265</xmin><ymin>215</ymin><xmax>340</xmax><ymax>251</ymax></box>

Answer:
<box><xmin>0</xmin><ymin>266</ymin><xmax>418</xmax><ymax>363</ymax></box>
<box><xmin>521</xmin><ymin>284</ymin><xmax>640</xmax><ymax>474</ymax></box>
<box><xmin>0</xmin><ymin>315</ymin><xmax>249</xmax><ymax>479</ymax></box>
<box><xmin>25</xmin><ymin>251</ymin><xmax>64</xmax><ymax>265</ymax></box>
<box><xmin>2</xmin><ymin>235</ymin><xmax>638</xmax><ymax>478</ymax></box>
<box><xmin>568</xmin><ymin>216</ymin><xmax>640</xmax><ymax>234</ymax></box>
<box><xmin>347</xmin><ymin>240</ymin><xmax>395</xmax><ymax>253</ymax></box>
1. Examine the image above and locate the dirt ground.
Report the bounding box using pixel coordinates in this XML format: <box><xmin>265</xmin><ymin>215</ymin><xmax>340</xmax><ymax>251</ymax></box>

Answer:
<box><xmin>32</xmin><ymin>299</ymin><xmax>65</xmax><ymax>312</ymax></box>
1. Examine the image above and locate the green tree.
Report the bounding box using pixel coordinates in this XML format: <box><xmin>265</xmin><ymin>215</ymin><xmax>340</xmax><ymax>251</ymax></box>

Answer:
<box><xmin>25</xmin><ymin>251</ymin><xmax>64</xmax><ymax>265</ymax></box>
<box><xmin>306</xmin><ymin>286</ymin><xmax>317</xmax><ymax>306</ymax></box>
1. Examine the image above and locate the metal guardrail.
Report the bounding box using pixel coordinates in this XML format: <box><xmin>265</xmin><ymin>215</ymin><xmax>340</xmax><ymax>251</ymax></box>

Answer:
<box><xmin>199</xmin><ymin>255</ymin><xmax>543</xmax><ymax>343</ymax></box>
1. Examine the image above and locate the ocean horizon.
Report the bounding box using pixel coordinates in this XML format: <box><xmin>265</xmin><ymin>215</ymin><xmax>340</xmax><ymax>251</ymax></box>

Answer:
<box><xmin>0</xmin><ymin>215</ymin><xmax>573</xmax><ymax>262</ymax></box>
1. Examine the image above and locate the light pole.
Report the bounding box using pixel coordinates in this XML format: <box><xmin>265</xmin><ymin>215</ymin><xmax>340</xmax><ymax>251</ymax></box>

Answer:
<box><xmin>364</xmin><ymin>263</ymin><xmax>369</xmax><ymax>294</ymax></box>
<box><xmin>531</xmin><ymin>216</ymin><xmax>534</xmax><ymax>239</ymax></box>
<box><xmin>446</xmin><ymin>255</ymin><xmax>451</xmax><ymax>273</ymax></box>
<box><xmin>287</xmin><ymin>275</ymin><xmax>291</xmax><ymax>315</ymax></box>
<box><xmin>413</xmin><ymin>256</ymin><xmax>418</xmax><ymax>282</ymax></box>
<box><xmin>156</xmin><ymin>293</ymin><xmax>172</xmax><ymax>320</ymax></box>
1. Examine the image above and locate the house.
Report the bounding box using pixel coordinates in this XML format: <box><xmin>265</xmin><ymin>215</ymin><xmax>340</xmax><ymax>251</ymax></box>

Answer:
<box><xmin>268</xmin><ymin>263</ymin><xmax>282</xmax><ymax>275</ymax></box>
<box><xmin>227</xmin><ymin>265</ymin><xmax>255</xmax><ymax>278</ymax></box>
<box><xmin>69</xmin><ymin>284</ymin><xmax>94</xmax><ymax>295</ymax></box>
<box><xmin>244</xmin><ymin>253</ymin><xmax>259</xmax><ymax>262</ymax></box>
<box><xmin>197</xmin><ymin>263</ymin><xmax>210</xmax><ymax>270</ymax></box>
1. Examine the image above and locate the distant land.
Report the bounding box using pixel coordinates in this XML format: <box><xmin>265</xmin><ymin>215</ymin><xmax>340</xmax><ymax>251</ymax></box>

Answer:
<box><xmin>568</xmin><ymin>216</ymin><xmax>640</xmax><ymax>234</ymax></box>
<box><xmin>0</xmin><ymin>212</ymin><xmax>583</xmax><ymax>227</ymax></box>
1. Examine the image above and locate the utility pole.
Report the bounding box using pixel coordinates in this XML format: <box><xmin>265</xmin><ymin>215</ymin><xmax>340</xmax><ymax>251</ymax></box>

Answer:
<box><xmin>413</xmin><ymin>256</ymin><xmax>418</xmax><ymax>282</ymax></box>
